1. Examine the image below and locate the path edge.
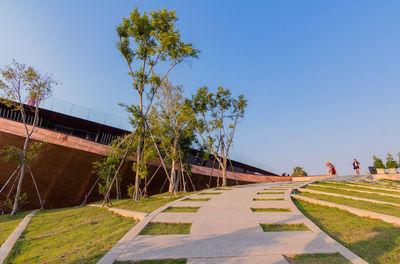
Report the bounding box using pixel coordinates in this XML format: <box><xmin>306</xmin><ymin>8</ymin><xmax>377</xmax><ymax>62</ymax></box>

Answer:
<box><xmin>0</xmin><ymin>210</ymin><xmax>36</xmax><ymax>264</ymax></box>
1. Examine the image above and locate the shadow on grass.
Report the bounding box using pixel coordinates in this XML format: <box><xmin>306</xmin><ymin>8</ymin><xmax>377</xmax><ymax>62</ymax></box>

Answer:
<box><xmin>294</xmin><ymin>198</ymin><xmax>400</xmax><ymax>264</ymax></box>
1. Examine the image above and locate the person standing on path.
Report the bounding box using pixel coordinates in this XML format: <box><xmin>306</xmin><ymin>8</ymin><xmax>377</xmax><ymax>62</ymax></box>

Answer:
<box><xmin>353</xmin><ymin>159</ymin><xmax>361</xmax><ymax>175</ymax></box>
<box><xmin>326</xmin><ymin>161</ymin><xmax>337</xmax><ymax>176</ymax></box>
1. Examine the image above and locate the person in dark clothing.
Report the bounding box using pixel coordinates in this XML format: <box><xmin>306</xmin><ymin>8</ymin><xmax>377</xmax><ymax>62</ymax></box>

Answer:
<box><xmin>353</xmin><ymin>159</ymin><xmax>361</xmax><ymax>175</ymax></box>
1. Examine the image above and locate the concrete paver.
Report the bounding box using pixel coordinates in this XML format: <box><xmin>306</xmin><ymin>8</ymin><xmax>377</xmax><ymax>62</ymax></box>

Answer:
<box><xmin>101</xmin><ymin>182</ymin><xmax>367</xmax><ymax>264</ymax></box>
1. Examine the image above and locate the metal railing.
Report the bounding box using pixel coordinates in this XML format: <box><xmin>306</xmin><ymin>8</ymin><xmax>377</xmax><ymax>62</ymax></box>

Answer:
<box><xmin>41</xmin><ymin>98</ymin><xmax>131</xmax><ymax>131</ymax></box>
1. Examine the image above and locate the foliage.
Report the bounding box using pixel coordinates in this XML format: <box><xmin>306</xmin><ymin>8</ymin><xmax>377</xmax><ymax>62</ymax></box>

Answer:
<box><xmin>190</xmin><ymin>86</ymin><xmax>247</xmax><ymax>186</ymax></box>
<box><xmin>292</xmin><ymin>166</ymin><xmax>308</xmax><ymax>177</ymax></box>
<box><xmin>148</xmin><ymin>80</ymin><xmax>197</xmax><ymax>193</ymax></box>
<box><xmin>5</xmin><ymin>193</ymin><xmax>29</xmax><ymax>211</ymax></box>
<box><xmin>0</xmin><ymin>60</ymin><xmax>57</xmax><ymax>215</ymax></box>
<box><xmin>386</xmin><ymin>153</ymin><xmax>398</xmax><ymax>169</ymax></box>
<box><xmin>127</xmin><ymin>184</ymin><xmax>135</xmax><ymax>199</ymax></box>
<box><xmin>0</xmin><ymin>141</ymin><xmax>43</xmax><ymax>165</ymax></box>
<box><xmin>114</xmin><ymin>7</ymin><xmax>199</xmax><ymax>201</ymax></box>
<box><xmin>373</xmin><ymin>155</ymin><xmax>385</xmax><ymax>169</ymax></box>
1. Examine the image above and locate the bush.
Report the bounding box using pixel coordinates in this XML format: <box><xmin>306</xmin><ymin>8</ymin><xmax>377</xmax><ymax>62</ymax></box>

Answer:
<box><xmin>127</xmin><ymin>184</ymin><xmax>135</xmax><ymax>199</ymax></box>
<box><xmin>373</xmin><ymin>155</ymin><xmax>385</xmax><ymax>169</ymax></box>
<box><xmin>292</xmin><ymin>166</ymin><xmax>308</xmax><ymax>177</ymax></box>
<box><xmin>386</xmin><ymin>153</ymin><xmax>398</xmax><ymax>168</ymax></box>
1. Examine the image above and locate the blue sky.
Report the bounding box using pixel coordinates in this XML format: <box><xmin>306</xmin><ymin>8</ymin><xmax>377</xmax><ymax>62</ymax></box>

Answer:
<box><xmin>1</xmin><ymin>1</ymin><xmax>400</xmax><ymax>175</ymax></box>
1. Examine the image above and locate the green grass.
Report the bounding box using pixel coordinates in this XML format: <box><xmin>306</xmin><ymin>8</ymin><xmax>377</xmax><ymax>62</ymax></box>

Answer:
<box><xmin>298</xmin><ymin>191</ymin><xmax>400</xmax><ymax>217</ymax></box>
<box><xmin>304</xmin><ymin>185</ymin><xmax>400</xmax><ymax>204</ymax></box>
<box><xmin>182</xmin><ymin>198</ymin><xmax>210</xmax><ymax>202</ymax></box>
<box><xmin>284</xmin><ymin>253</ymin><xmax>350</xmax><ymax>264</ymax></box>
<box><xmin>293</xmin><ymin>198</ymin><xmax>400</xmax><ymax>264</ymax></box>
<box><xmin>139</xmin><ymin>222</ymin><xmax>191</xmax><ymax>235</ymax></box>
<box><xmin>253</xmin><ymin>198</ymin><xmax>284</xmax><ymax>201</ymax></box>
<box><xmin>251</xmin><ymin>207</ymin><xmax>291</xmax><ymax>212</ymax></box>
<box><xmin>198</xmin><ymin>192</ymin><xmax>222</xmax><ymax>195</ymax></box>
<box><xmin>257</xmin><ymin>191</ymin><xmax>285</xmax><ymax>194</ymax></box>
<box><xmin>100</xmin><ymin>191</ymin><xmax>195</xmax><ymax>213</ymax></box>
<box><xmin>315</xmin><ymin>182</ymin><xmax>400</xmax><ymax>195</ymax></box>
<box><xmin>162</xmin><ymin>207</ymin><xmax>200</xmax><ymax>213</ymax></box>
<box><xmin>114</xmin><ymin>259</ymin><xmax>187</xmax><ymax>264</ymax></box>
<box><xmin>0</xmin><ymin>211</ymin><xmax>29</xmax><ymax>246</ymax></box>
<box><xmin>5</xmin><ymin>206</ymin><xmax>137</xmax><ymax>264</ymax></box>
<box><xmin>260</xmin><ymin>223</ymin><xmax>309</xmax><ymax>232</ymax></box>
<box><xmin>348</xmin><ymin>181</ymin><xmax>400</xmax><ymax>190</ymax></box>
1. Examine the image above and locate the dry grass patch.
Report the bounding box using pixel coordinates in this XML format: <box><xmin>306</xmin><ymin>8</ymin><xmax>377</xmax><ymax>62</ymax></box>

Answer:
<box><xmin>251</xmin><ymin>207</ymin><xmax>291</xmax><ymax>212</ymax></box>
<box><xmin>139</xmin><ymin>222</ymin><xmax>191</xmax><ymax>235</ymax></box>
<box><xmin>260</xmin><ymin>223</ymin><xmax>309</xmax><ymax>232</ymax></box>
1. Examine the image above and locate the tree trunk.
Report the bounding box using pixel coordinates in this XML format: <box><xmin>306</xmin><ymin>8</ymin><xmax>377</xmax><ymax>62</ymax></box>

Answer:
<box><xmin>134</xmin><ymin>135</ymin><xmax>143</xmax><ymax>201</ymax></box>
<box><xmin>222</xmin><ymin>158</ymin><xmax>227</xmax><ymax>187</ymax></box>
<box><xmin>11</xmin><ymin>136</ymin><xmax>30</xmax><ymax>215</ymax></box>
<box><xmin>169</xmin><ymin>160</ymin><xmax>176</xmax><ymax>193</ymax></box>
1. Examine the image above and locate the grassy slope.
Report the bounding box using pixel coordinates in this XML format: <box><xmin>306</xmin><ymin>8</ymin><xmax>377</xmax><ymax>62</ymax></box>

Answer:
<box><xmin>0</xmin><ymin>212</ymin><xmax>29</xmax><ymax>246</ymax></box>
<box><xmin>304</xmin><ymin>185</ymin><xmax>400</xmax><ymax>204</ymax></box>
<box><xmin>298</xmin><ymin>191</ymin><xmax>400</xmax><ymax>217</ymax></box>
<box><xmin>5</xmin><ymin>207</ymin><xmax>137</xmax><ymax>264</ymax></box>
<box><xmin>106</xmin><ymin>191</ymin><xmax>195</xmax><ymax>213</ymax></box>
<box><xmin>317</xmin><ymin>182</ymin><xmax>400</xmax><ymax>195</ymax></box>
<box><xmin>293</xmin><ymin>198</ymin><xmax>400</xmax><ymax>264</ymax></box>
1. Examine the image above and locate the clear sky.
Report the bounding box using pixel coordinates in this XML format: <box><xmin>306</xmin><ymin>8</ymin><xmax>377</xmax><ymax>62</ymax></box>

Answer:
<box><xmin>1</xmin><ymin>1</ymin><xmax>400</xmax><ymax>175</ymax></box>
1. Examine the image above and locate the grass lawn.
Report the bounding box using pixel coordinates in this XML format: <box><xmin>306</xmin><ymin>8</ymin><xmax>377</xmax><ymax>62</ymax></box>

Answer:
<box><xmin>182</xmin><ymin>198</ymin><xmax>210</xmax><ymax>202</ymax></box>
<box><xmin>102</xmin><ymin>191</ymin><xmax>195</xmax><ymax>213</ymax></box>
<box><xmin>298</xmin><ymin>191</ymin><xmax>400</xmax><ymax>217</ymax></box>
<box><xmin>316</xmin><ymin>182</ymin><xmax>400</xmax><ymax>195</ymax></box>
<box><xmin>0</xmin><ymin>211</ymin><xmax>29</xmax><ymax>246</ymax></box>
<box><xmin>284</xmin><ymin>253</ymin><xmax>350</xmax><ymax>264</ymax></box>
<box><xmin>5</xmin><ymin>206</ymin><xmax>137</xmax><ymax>264</ymax></box>
<box><xmin>304</xmin><ymin>185</ymin><xmax>400</xmax><ymax>204</ymax></box>
<box><xmin>198</xmin><ymin>192</ymin><xmax>222</xmax><ymax>195</ymax></box>
<box><xmin>260</xmin><ymin>223</ymin><xmax>309</xmax><ymax>232</ymax></box>
<box><xmin>139</xmin><ymin>222</ymin><xmax>191</xmax><ymax>235</ymax></box>
<box><xmin>257</xmin><ymin>191</ymin><xmax>285</xmax><ymax>194</ymax></box>
<box><xmin>293</xmin><ymin>198</ymin><xmax>400</xmax><ymax>264</ymax></box>
<box><xmin>253</xmin><ymin>198</ymin><xmax>284</xmax><ymax>201</ymax></box>
<box><xmin>251</xmin><ymin>207</ymin><xmax>291</xmax><ymax>212</ymax></box>
<box><xmin>114</xmin><ymin>259</ymin><xmax>187</xmax><ymax>264</ymax></box>
<box><xmin>162</xmin><ymin>207</ymin><xmax>200</xmax><ymax>213</ymax></box>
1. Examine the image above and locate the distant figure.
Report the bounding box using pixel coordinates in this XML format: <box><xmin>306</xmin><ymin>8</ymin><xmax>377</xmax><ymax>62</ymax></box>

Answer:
<box><xmin>326</xmin><ymin>161</ymin><xmax>337</xmax><ymax>176</ymax></box>
<box><xmin>353</xmin><ymin>159</ymin><xmax>361</xmax><ymax>175</ymax></box>
<box><xmin>282</xmin><ymin>172</ymin><xmax>287</xmax><ymax>176</ymax></box>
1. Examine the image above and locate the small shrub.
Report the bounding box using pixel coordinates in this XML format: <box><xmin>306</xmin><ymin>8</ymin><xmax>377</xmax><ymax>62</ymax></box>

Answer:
<box><xmin>127</xmin><ymin>184</ymin><xmax>135</xmax><ymax>199</ymax></box>
<box><xmin>292</xmin><ymin>166</ymin><xmax>308</xmax><ymax>177</ymax></box>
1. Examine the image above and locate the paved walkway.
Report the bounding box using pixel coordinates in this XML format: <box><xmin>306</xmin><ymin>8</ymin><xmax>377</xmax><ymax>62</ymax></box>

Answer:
<box><xmin>102</xmin><ymin>182</ymin><xmax>366</xmax><ymax>264</ymax></box>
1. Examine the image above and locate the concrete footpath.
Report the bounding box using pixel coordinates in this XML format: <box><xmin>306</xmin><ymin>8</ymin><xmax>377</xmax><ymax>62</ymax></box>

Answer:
<box><xmin>99</xmin><ymin>182</ymin><xmax>367</xmax><ymax>264</ymax></box>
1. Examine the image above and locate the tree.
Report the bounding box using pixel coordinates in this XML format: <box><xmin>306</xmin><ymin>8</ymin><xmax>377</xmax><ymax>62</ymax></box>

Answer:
<box><xmin>149</xmin><ymin>80</ymin><xmax>196</xmax><ymax>194</ymax></box>
<box><xmin>373</xmin><ymin>155</ymin><xmax>385</xmax><ymax>169</ymax></box>
<box><xmin>191</xmin><ymin>86</ymin><xmax>247</xmax><ymax>187</ymax></box>
<box><xmin>0</xmin><ymin>60</ymin><xmax>57</xmax><ymax>214</ymax></box>
<box><xmin>115</xmin><ymin>7</ymin><xmax>199</xmax><ymax>201</ymax></box>
<box><xmin>386</xmin><ymin>153</ymin><xmax>398</xmax><ymax>169</ymax></box>
<box><xmin>291</xmin><ymin>166</ymin><xmax>308</xmax><ymax>177</ymax></box>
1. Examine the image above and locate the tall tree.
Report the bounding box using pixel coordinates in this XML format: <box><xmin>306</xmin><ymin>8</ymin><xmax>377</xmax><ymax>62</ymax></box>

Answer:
<box><xmin>116</xmin><ymin>8</ymin><xmax>199</xmax><ymax>200</ymax></box>
<box><xmin>0</xmin><ymin>60</ymin><xmax>57</xmax><ymax>214</ymax></box>
<box><xmin>191</xmin><ymin>86</ymin><xmax>247</xmax><ymax>187</ymax></box>
<box><xmin>149</xmin><ymin>80</ymin><xmax>196</xmax><ymax>194</ymax></box>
